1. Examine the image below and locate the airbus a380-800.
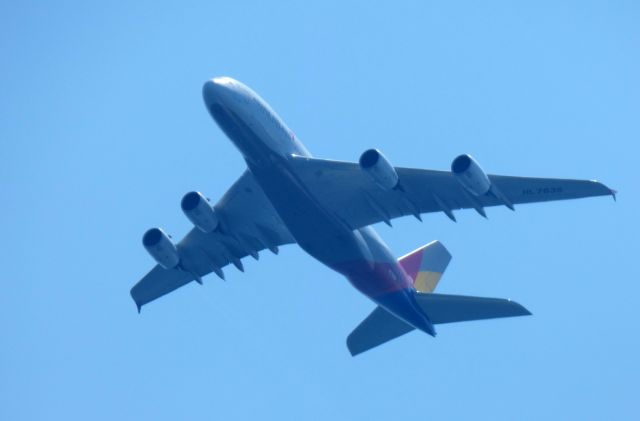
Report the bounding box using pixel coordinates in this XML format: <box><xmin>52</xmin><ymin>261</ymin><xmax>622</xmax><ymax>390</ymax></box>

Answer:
<box><xmin>131</xmin><ymin>77</ymin><xmax>615</xmax><ymax>356</ymax></box>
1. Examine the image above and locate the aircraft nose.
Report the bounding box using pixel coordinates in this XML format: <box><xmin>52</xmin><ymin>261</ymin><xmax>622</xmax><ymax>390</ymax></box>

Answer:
<box><xmin>202</xmin><ymin>77</ymin><xmax>236</xmax><ymax>107</ymax></box>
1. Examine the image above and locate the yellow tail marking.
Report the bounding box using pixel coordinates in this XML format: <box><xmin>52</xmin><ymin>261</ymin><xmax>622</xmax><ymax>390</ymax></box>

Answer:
<box><xmin>414</xmin><ymin>271</ymin><xmax>443</xmax><ymax>293</ymax></box>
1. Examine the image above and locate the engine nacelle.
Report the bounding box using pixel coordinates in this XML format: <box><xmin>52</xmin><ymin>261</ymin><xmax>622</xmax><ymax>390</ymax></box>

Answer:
<box><xmin>359</xmin><ymin>149</ymin><xmax>399</xmax><ymax>190</ymax></box>
<box><xmin>142</xmin><ymin>228</ymin><xmax>180</xmax><ymax>269</ymax></box>
<box><xmin>451</xmin><ymin>154</ymin><xmax>491</xmax><ymax>196</ymax></box>
<box><xmin>181</xmin><ymin>191</ymin><xmax>219</xmax><ymax>233</ymax></box>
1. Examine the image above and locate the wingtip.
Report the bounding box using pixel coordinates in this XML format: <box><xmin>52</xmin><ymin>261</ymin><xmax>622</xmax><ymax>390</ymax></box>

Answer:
<box><xmin>507</xmin><ymin>299</ymin><xmax>532</xmax><ymax>316</ymax></box>
<box><xmin>130</xmin><ymin>288</ymin><xmax>143</xmax><ymax>313</ymax></box>
<box><xmin>592</xmin><ymin>180</ymin><xmax>617</xmax><ymax>201</ymax></box>
<box><xmin>346</xmin><ymin>337</ymin><xmax>363</xmax><ymax>357</ymax></box>
<box><xmin>516</xmin><ymin>302</ymin><xmax>532</xmax><ymax>316</ymax></box>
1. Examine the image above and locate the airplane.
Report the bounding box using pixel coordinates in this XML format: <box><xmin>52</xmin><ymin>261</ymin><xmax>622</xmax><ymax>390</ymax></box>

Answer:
<box><xmin>131</xmin><ymin>76</ymin><xmax>615</xmax><ymax>356</ymax></box>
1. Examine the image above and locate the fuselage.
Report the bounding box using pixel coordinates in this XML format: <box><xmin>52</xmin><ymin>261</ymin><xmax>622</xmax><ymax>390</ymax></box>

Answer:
<box><xmin>202</xmin><ymin>77</ymin><xmax>435</xmax><ymax>336</ymax></box>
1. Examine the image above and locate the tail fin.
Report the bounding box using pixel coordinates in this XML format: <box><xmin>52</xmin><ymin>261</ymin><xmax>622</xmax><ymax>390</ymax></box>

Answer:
<box><xmin>398</xmin><ymin>240</ymin><xmax>452</xmax><ymax>293</ymax></box>
<box><xmin>346</xmin><ymin>241</ymin><xmax>452</xmax><ymax>356</ymax></box>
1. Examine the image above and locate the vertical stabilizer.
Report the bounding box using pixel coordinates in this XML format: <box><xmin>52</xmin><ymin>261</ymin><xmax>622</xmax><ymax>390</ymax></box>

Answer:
<box><xmin>398</xmin><ymin>241</ymin><xmax>452</xmax><ymax>293</ymax></box>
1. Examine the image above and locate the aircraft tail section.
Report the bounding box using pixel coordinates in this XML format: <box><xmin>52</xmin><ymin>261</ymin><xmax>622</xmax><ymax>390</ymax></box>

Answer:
<box><xmin>347</xmin><ymin>294</ymin><xmax>531</xmax><ymax>356</ymax></box>
<box><xmin>346</xmin><ymin>306</ymin><xmax>415</xmax><ymax>356</ymax></box>
<box><xmin>398</xmin><ymin>240</ymin><xmax>452</xmax><ymax>292</ymax></box>
<box><xmin>347</xmin><ymin>240</ymin><xmax>530</xmax><ymax>356</ymax></box>
<box><xmin>415</xmin><ymin>293</ymin><xmax>531</xmax><ymax>324</ymax></box>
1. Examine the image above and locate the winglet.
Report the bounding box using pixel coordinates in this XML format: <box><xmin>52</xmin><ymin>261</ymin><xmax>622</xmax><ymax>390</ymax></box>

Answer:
<box><xmin>611</xmin><ymin>188</ymin><xmax>617</xmax><ymax>201</ymax></box>
<box><xmin>130</xmin><ymin>287</ymin><xmax>143</xmax><ymax>313</ymax></box>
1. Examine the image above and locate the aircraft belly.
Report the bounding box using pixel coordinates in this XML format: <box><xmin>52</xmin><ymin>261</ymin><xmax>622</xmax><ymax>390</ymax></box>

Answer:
<box><xmin>248</xmin><ymin>159</ymin><xmax>362</xmax><ymax>263</ymax></box>
<box><xmin>249</xmin><ymin>158</ymin><xmax>415</xmax><ymax>300</ymax></box>
<box><xmin>229</xmin><ymin>109</ymin><xmax>415</xmax><ymax>300</ymax></box>
<box><xmin>213</xmin><ymin>103</ymin><xmax>358</xmax><ymax>263</ymax></box>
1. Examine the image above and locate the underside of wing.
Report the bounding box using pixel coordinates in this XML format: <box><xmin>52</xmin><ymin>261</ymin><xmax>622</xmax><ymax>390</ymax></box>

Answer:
<box><xmin>288</xmin><ymin>155</ymin><xmax>615</xmax><ymax>230</ymax></box>
<box><xmin>130</xmin><ymin>266</ymin><xmax>193</xmax><ymax>312</ymax></box>
<box><xmin>130</xmin><ymin>170</ymin><xmax>295</xmax><ymax>311</ymax></box>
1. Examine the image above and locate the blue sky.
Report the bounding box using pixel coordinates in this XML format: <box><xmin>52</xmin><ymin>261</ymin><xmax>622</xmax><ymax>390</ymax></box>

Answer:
<box><xmin>1</xmin><ymin>1</ymin><xmax>638</xmax><ymax>420</ymax></box>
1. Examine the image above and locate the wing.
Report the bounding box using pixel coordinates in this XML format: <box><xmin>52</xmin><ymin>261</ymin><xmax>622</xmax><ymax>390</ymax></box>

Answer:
<box><xmin>130</xmin><ymin>170</ymin><xmax>295</xmax><ymax>311</ymax></box>
<box><xmin>289</xmin><ymin>156</ymin><xmax>615</xmax><ymax>229</ymax></box>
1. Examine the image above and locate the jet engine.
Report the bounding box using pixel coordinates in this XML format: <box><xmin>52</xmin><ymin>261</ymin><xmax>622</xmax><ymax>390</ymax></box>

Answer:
<box><xmin>142</xmin><ymin>228</ymin><xmax>180</xmax><ymax>269</ymax></box>
<box><xmin>359</xmin><ymin>149</ymin><xmax>399</xmax><ymax>190</ymax></box>
<box><xmin>181</xmin><ymin>191</ymin><xmax>219</xmax><ymax>233</ymax></box>
<box><xmin>451</xmin><ymin>154</ymin><xmax>491</xmax><ymax>196</ymax></box>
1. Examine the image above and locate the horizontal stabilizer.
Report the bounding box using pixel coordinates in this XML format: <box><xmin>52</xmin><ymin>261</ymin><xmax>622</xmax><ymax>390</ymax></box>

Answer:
<box><xmin>415</xmin><ymin>293</ymin><xmax>531</xmax><ymax>324</ymax></box>
<box><xmin>347</xmin><ymin>306</ymin><xmax>415</xmax><ymax>356</ymax></box>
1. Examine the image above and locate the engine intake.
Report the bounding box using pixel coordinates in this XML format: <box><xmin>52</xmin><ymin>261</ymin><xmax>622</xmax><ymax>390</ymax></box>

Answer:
<box><xmin>359</xmin><ymin>149</ymin><xmax>399</xmax><ymax>190</ymax></box>
<box><xmin>142</xmin><ymin>228</ymin><xmax>180</xmax><ymax>269</ymax></box>
<box><xmin>451</xmin><ymin>154</ymin><xmax>491</xmax><ymax>196</ymax></box>
<box><xmin>181</xmin><ymin>191</ymin><xmax>219</xmax><ymax>233</ymax></box>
